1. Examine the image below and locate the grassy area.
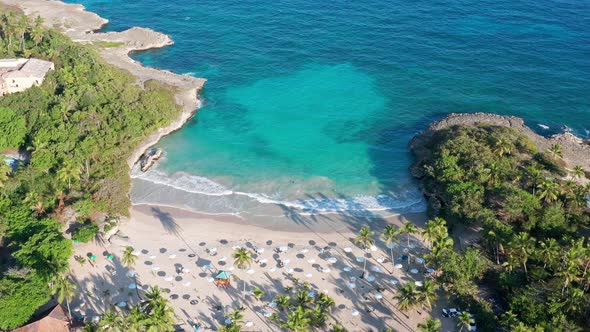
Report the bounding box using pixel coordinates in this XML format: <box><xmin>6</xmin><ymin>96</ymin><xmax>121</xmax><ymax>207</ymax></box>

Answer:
<box><xmin>93</xmin><ymin>40</ymin><xmax>125</xmax><ymax>48</ymax></box>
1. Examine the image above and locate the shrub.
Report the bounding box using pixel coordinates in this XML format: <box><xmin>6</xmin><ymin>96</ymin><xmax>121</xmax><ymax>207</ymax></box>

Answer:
<box><xmin>72</xmin><ymin>223</ymin><xmax>99</xmax><ymax>243</ymax></box>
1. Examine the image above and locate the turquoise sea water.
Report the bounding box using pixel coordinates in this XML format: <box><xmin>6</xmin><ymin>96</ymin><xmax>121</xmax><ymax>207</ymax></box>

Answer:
<box><xmin>68</xmin><ymin>0</ymin><xmax>590</xmax><ymax>216</ymax></box>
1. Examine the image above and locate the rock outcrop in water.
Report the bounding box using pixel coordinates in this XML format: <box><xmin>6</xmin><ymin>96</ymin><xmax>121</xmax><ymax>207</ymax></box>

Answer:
<box><xmin>140</xmin><ymin>148</ymin><xmax>163</xmax><ymax>172</ymax></box>
<box><xmin>410</xmin><ymin>112</ymin><xmax>590</xmax><ymax>177</ymax></box>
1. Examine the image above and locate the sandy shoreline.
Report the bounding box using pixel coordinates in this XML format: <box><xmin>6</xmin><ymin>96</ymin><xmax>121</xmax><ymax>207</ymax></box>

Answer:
<box><xmin>66</xmin><ymin>204</ymin><xmax>450</xmax><ymax>331</ymax></box>
<box><xmin>3</xmin><ymin>0</ymin><xmax>206</xmax><ymax>168</ymax></box>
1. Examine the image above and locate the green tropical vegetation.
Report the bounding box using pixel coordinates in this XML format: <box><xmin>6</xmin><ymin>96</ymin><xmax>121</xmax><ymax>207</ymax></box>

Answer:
<box><xmin>232</xmin><ymin>247</ymin><xmax>253</xmax><ymax>269</ymax></box>
<box><xmin>71</xmin><ymin>222</ymin><xmax>99</xmax><ymax>243</ymax></box>
<box><xmin>51</xmin><ymin>274</ymin><xmax>77</xmax><ymax>323</ymax></box>
<box><xmin>417</xmin><ymin>317</ymin><xmax>442</xmax><ymax>332</ymax></box>
<box><xmin>86</xmin><ymin>286</ymin><xmax>175</xmax><ymax>331</ymax></box>
<box><xmin>0</xmin><ymin>10</ymin><xmax>181</xmax><ymax>329</ymax></box>
<box><xmin>268</xmin><ymin>282</ymin><xmax>336</xmax><ymax>331</ymax></box>
<box><xmin>414</xmin><ymin>124</ymin><xmax>590</xmax><ymax>330</ymax></box>
<box><xmin>121</xmin><ymin>246</ymin><xmax>138</xmax><ymax>268</ymax></box>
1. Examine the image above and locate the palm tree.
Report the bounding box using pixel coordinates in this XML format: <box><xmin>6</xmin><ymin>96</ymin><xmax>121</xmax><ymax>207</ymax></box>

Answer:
<box><xmin>143</xmin><ymin>286</ymin><xmax>166</xmax><ymax>312</ymax></box>
<box><xmin>400</xmin><ymin>221</ymin><xmax>419</xmax><ymax>247</ymax></box>
<box><xmin>417</xmin><ymin>279</ymin><xmax>438</xmax><ymax>310</ymax></box>
<box><xmin>30</xmin><ymin>16</ymin><xmax>44</xmax><ymax>45</ymax></box>
<box><xmin>233</xmin><ymin>247</ymin><xmax>253</xmax><ymax>292</ymax></box>
<box><xmin>493</xmin><ymin>137</ymin><xmax>512</xmax><ymax>157</ymax></box>
<box><xmin>548</xmin><ymin>144</ymin><xmax>563</xmax><ymax>159</ymax></box>
<box><xmin>13</xmin><ymin>16</ymin><xmax>27</xmax><ymax>52</ymax></box>
<box><xmin>558</xmin><ymin>248</ymin><xmax>582</xmax><ymax>295</ymax></box>
<box><xmin>252</xmin><ymin>287</ymin><xmax>265</xmax><ymax>301</ymax></box>
<box><xmin>316</xmin><ymin>292</ymin><xmax>335</xmax><ymax>311</ymax></box>
<box><xmin>51</xmin><ymin>275</ymin><xmax>77</xmax><ymax>323</ymax></box>
<box><xmin>394</xmin><ymin>282</ymin><xmax>420</xmax><ymax>312</ymax></box>
<box><xmin>422</xmin><ymin>218</ymin><xmax>447</xmax><ymax>247</ymax></box>
<box><xmin>510</xmin><ymin>232</ymin><xmax>535</xmax><ymax>275</ymax></box>
<box><xmin>57</xmin><ymin>160</ymin><xmax>81</xmax><ymax>190</ymax></box>
<box><xmin>97</xmin><ymin>311</ymin><xmax>123</xmax><ymax>331</ymax></box>
<box><xmin>280</xmin><ymin>305</ymin><xmax>311</xmax><ymax>332</ymax></box>
<box><xmin>354</xmin><ymin>226</ymin><xmax>375</xmax><ymax>250</ymax></box>
<box><xmin>329</xmin><ymin>323</ymin><xmax>348</xmax><ymax>332</ymax></box>
<box><xmin>138</xmin><ymin>286</ymin><xmax>175</xmax><ymax>331</ymax></box>
<box><xmin>457</xmin><ymin>311</ymin><xmax>474</xmax><ymax>332</ymax></box>
<box><xmin>417</xmin><ymin>318</ymin><xmax>442</xmax><ymax>332</ymax></box>
<box><xmin>227</xmin><ymin>309</ymin><xmax>244</xmax><ymax>326</ymax></box>
<box><xmin>233</xmin><ymin>247</ymin><xmax>253</xmax><ymax>269</ymax></box>
<box><xmin>121</xmin><ymin>246</ymin><xmax>137</xmax><ymax>268</ymax></box>
<box><xmin>275</xmin><ymin>294</ymin><xmax>291</xmax><ymax>312</ymax></box>
<box><xmin>354</xmin><ymin>226</ymin><xmax>375</xmax><ymax>277</ymax></box>
<box><xmin>294</xmin><ymin>288</ymin><xmax>313</xmax><ymax>307</ymax></box>
<box><xmin>381</xmin><ymin>224</ymin><xmax>399</xmax><ymax>272</ymax></box>
<box><xmin>572</xmin><ymin>165</ymin><xmax>585</xmax><ymax>179</ymax></box>
<box><xmin>537</xmin><ymin>179</ymin><xmax>560</xmax><ymax>203</ymax></box>
<box><xmin>425</xmin><ymin>237</ymin><xmax>453</xmax><ymax>269</ymax></box>
<box><xmin>537</xmin><ymin>238</ymin><xmax>559</xmax><ymax>269</ymax></box>
<box><xmin>81</xmin><ymin>322</ymin><xmax>97</xmax><ymax>332</ymax></box>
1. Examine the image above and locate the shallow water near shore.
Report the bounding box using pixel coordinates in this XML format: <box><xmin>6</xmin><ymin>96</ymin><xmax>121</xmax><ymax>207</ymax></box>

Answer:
<box><xmin>67</xmin><ymin>0</ymin><xmax>590</xmax><ymax>217</ymax></box>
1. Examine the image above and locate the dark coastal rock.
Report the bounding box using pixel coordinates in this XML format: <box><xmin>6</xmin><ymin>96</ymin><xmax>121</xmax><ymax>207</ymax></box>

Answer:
<box><xmin>140</xmin><ymin>147</ymin><xmax>163</xmax><ymax>172</ymax></box>
<box><xmin>410</xmin><ymin>112</ymin><xmax>590</xmax><ymax>175</ymax></box>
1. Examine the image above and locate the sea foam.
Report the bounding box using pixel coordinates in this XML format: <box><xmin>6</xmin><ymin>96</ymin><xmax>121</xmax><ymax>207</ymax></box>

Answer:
<box><xmin>131</xmin><ymin>165</ymin><xmax>427</xmax><ymax>216</ymax></box>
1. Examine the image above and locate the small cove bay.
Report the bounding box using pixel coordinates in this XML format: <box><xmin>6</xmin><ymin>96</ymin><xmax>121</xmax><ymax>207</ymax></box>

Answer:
<box><xmin>69</xmin><ymin>0</ymin><xmax>590</xmax><ymax>219</ymax></box>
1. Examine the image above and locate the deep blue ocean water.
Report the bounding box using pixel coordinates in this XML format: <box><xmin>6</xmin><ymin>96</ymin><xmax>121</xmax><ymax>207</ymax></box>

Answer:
<box><xmin>67</xmin><ymin>0</ymin><xmax>590</xmax><ymax>216</ymax></box>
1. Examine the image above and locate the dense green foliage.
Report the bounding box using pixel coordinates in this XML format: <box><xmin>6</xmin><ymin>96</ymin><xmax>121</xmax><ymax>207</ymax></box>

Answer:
<box><xmin>71</xmin><ymin>222</ymin><xmax>98</xmax><ymax>243</ymax></box>
<box><xmin>415</xmin><ymin>124</ymin><xmax>590</xmax><ymax>330</ymax></box>
<box><xmin>0</xmin><ymin>270</ymin><xmax>52</xmax><ymax>330</ymax></box>
<box><xmin>0</xmin><ymin>11</ymin><xmax>181</xmax><ymax>329</ymax></box>
<box><xmin>267</xmin><ymin>281</ymin><xmax>336</xmax><ymax>331</ymax></box>
<box><xmin>86</xmin><ymin>286</ymin><xmax>175</xmax><ymax>331</ymax></box>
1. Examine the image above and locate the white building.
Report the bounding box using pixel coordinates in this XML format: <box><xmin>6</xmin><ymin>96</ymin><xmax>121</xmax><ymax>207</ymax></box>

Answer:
<box><xmin>0</xmin><ymin>58</ymin><xmax>54</xmax><ymax>96</ymax></box>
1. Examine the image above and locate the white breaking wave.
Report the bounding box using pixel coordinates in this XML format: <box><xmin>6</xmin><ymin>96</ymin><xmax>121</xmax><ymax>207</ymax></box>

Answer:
<box><xmin>132</xmin><ymin>168</ymin><xmax>232</xmax><ymax>196</ymax></box>
<box><xmin>132</xmin><ymin>165</ymin><xmax>427</xmax><ymax>215</ymax></box>
<box><xmin>538</xmin><ymin>124</ymin><xmax>549</xmax><ymax>130</ymax></box>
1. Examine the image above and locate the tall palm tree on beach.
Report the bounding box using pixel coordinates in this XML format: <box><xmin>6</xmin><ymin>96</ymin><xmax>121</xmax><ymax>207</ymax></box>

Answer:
<box><xmin>51</xmin><ymin>275</ymin><xmax>77</xmax><ymax>323</ymax></box>
<box><xmin>381</xmin><ymin>224</ymin><xmax>399</xmax><ymax>273</ymax></box>
<box><xmin>98</xmin><ymin>311</ymin><xmax>123</xmax><ymax>331</ymax></box>
<box><xmin>400</xmin><ymin>221</ymin><xmax>419</xmax><ymax>247</ymax></box>
<box><xmin>233</xmin><ymin>247</ymin><xmax>253</xmax><ymax>292</ymax></box>
<box><xmin>394</xmin><ymin>282</ymin><xmax>420</xmax><ymax>312</ymax></box>
<box><xmin>354</xmin><ymin>226</ymin><xmax>375</xmax><ymax>278</ymax></box>
<box><xmin>233</xmin><ymin>247</ymin><xmax>253</xmax><ymax>269</ymax></box>
<box><xmin>143</xmin><ymin>286</ymin><xmax>166</xmax><ymax>312</ymax></box>
<box><xmin>417</xmin><ymin>318</ymin><xmax>442</xmax><ymax>332</ymax></box>
<box><xmin>280</xmin><ymin>305</ymin><xmax>311</xmax><ymax>332</ymax></box>
<box><xmin>417</xmin><ymin>279</ymin><xmax>438</xmax><ymax>310</ymax></box>
<box><xmin>121</xmin><ymin>246</ymin><xmax>137</xmax><ymax>268</ymax></box>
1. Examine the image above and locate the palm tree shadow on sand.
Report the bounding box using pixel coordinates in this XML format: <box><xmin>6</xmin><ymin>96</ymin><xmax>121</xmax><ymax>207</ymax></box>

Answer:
<box><xmin>150</xmin><ymin>207</ymin><xmax>181</xmax><ymax>236</ymax></box>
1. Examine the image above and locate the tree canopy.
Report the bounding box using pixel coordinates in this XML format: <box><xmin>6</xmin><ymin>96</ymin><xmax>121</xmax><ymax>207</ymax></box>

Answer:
<box><xmin>415</xmin><ymin>124</ymin><xmax>590</xmax><ymax>330</ymax></box>
<box><xmin>0</xmin><ymin>10</ymin><xmax>181</xmax><ymax>329</ymax></box>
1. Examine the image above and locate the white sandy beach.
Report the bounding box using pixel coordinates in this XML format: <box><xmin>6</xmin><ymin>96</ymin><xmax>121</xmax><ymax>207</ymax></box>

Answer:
<box><xmin>68</xmin><ymin>204</ymin><xmax>456</xmax><ymax>331</ymax></box>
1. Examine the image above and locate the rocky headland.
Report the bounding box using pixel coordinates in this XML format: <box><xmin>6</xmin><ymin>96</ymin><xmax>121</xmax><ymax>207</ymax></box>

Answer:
<box><xmin>4</xmin><ymin>0</ymin><xmax>206</xmax><ymax>168</ymax></box>
<box><xmin>410</xmin><ymin>112</ymin><xmax>590</xmax><ymax>177</ymax></box>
